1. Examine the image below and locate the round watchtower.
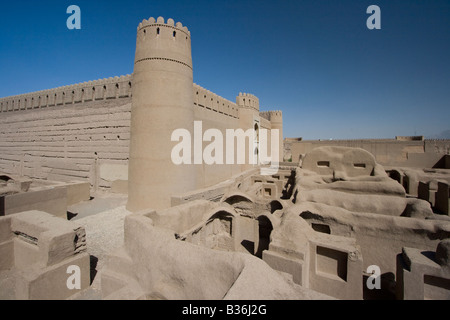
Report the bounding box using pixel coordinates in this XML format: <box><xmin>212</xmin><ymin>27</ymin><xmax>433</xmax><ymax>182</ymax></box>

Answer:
<box><xmin>236</xmin><ymin>93</ymin><xmax>260</xmax><ymax>112</ymax></box>
<box><xmin>237</xmin><ymin>93</ymin><xmax>261</xmax><ymax>170</ymax></box>
<box><xmin>127</xmin><ymin>17</ymin><xmax>196</xmax><ymax>212</ymax></box>
<box><xmin>267</xmin><ymin>111</ymin><xmax>283</xmax><ymax>163</ymax></box>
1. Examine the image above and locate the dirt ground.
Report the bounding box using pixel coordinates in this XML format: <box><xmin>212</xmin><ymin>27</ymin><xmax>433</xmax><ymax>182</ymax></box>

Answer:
<box><xmin>67</xmin><ymin>192</ymin><xmax>132</xmax><ymax>299</ymax></box>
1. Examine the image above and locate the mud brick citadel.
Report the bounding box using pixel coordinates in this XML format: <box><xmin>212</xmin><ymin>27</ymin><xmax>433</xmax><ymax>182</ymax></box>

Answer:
<box><xmin>0</xmin><ymin>17</ymin><xmax>449</xmax><ymax>300</ymax></box>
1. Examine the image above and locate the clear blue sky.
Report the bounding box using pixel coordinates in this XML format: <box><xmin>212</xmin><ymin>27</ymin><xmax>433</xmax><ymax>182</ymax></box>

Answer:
<box><xmin>1</xmin><ymin>0</ymin><xmax>449</xmax><ymax>140</ymax></box>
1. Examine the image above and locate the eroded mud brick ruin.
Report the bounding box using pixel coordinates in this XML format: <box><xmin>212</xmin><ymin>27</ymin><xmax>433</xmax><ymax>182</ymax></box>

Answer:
<box><xmin>0</xmin><ymin>17</ymin><xmax>449</xmax><ymax>300</ymax></box>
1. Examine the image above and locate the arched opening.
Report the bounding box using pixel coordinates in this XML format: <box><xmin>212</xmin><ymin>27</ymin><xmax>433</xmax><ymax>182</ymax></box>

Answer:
<box><xmin>256</xmin><ymin>216</ymin><xmax>273</xmax><ymax>258</ymax></box>
<box><xmin>311</xmin><ymin>223</ymin><xmax>331</xmax><ymax>234</ymax></box>
<box><xmin>156</xmin><ymin>27</ymin><xmax>160</xmax><ymax>35</ymax></box>
<box><xmin>388</xmin><ymin>170</ymin><xmax>402</xmax><ymax>184</ymax></box>
<box><xmin>207</xmin><ymin>211</ymin><xmax>234</xmax><ymax>235</ymax></box>
<box><xmin>254</xmin><ymin>123</ymin><xmax>259</xmax><ymax>164</ymax></box>
<box><xmin>224</xmin><ymin>194</ymin><xmax>253</xmax><ymax>206</ymax></box>
<box><xmin>173</xmin><ymin>31</ymin><xmax>176</xmax><ymax>37</ymax></box>
<box><xmin>269</xmin><ymin>200</ymin><xmax>283</xmax><ymax>214</ymax></box>
<box><xmin>0</xmin><ymin>175</ymin><xmax>12</xmax><ymax>182</ymax></box>
<box><xmin>281</xmin><ymin>170</ymin><xmax>296</xmax><ymax>200</ymax></box>
<box><xmin>403</xmin><ymin>176</ymin><xmax>409</xmax><ymax>193</ymax></box>
<box><xmin>195</xmin><ymin>211</ymin><xmax>234</xmax><ymax>251</ymax></box>
<box><xmin>223</xmin><ymin>193</ymin><xmax>254</xmax><ymax>217</ymax></box>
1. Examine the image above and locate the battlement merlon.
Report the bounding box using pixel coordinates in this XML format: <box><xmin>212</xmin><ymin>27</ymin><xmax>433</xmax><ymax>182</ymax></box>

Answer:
<box><xmin>135</xmin><ymin>17</ymin><xmax>192</xmax><ymax>70</ymax></box>
<box><xmin>193</xmin><ymin>83</ymin><xmax>239</xmax><ymax>118</ymax></box>
<box><xmin>260</xmin><ymin>110</ymin><xmax>283</xmax><ymax>124</ymax></box>
<box><xmin>236</xmin><ymin>92</ymin><xmax>259</xmax><ymax>112</ymax></box>
<box><xmin>138</xmin><ymin>17</ymin><xmax>190</xmax><ymax>36</ymax></box>
<box><xmin>0</xmin><ymin>75</ymin><xmax>133</xmax><ymax>112</ymax></box>
<box><xmin>194</xmin><ymin>83</ymin><xmax>237</xmax><ymax>107</ymax></box>
<box><xmin>0</xmin><ymin>76</ymin><xmax>248</xmax><ymax>120</ymax></box>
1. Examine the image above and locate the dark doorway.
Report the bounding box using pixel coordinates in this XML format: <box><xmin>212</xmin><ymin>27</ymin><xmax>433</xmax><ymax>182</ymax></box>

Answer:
<box><xmin>255</xmin><ymin>216</ymin><xmax>273</xmax><ymax>258</ymax></box>
<box><xmin>241</xmin><ymin>240</ymin><xmax>255</xmax><ymax>255</ymax></box>
<box><xmin>281</xmin><ymin>170</ymin><xmax>296</xmax><ymax>199</ymax></box>
<box><xmin>270</xmin><ymin>200</ymin><xmax>283</xmax><ymax>214</ymax></box>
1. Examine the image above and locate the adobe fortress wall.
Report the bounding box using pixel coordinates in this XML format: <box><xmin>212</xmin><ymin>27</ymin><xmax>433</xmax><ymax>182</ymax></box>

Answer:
<box><xmin>291</xmin><ymin>138</ymin><xmax>450</xmax><ymax>168</ymax></box>
<box><xmin>0</xmin><ymin>17</ymin><xmax>283</xmax><ymax>204</ymax></box>
<box><xmin>0</xmin><ymin>77</ymin><xmax>280</xmax><ymax>194</ymax></box>
<box><xmin>0</xmin><ymin>76</ymin><xmax>133</xmax><ymax>191</ymax></box>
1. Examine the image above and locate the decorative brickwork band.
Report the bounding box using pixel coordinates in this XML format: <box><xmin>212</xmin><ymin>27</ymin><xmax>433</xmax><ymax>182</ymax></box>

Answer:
<box><xmin>135</xmin><ymin>57</ymin><xmax>193</xmax><ymax>70</ymax></box>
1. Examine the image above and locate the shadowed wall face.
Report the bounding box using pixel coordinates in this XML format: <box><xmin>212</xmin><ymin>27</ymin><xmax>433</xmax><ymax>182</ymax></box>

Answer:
<box><xmin>0</xmin><ymin>77</ymin><xmax>132</xmax><ymax>189</ymax></box>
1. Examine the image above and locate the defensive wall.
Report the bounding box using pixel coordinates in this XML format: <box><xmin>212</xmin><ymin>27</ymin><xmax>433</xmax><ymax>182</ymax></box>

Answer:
<box><xmin>0</xmin><ymin>77</ymin><xmax>280</xmax><ymax>194</ymax></box>
<box><xmin>0</xmin><ymin>16</ymin><xmax>283</xmax><ymax>211</ymax></box>
<box><xmin>289</xmin><ymin>138</ymin><xmax>450</xmax><ymax>168</ymax></box>
<box><xmin>0</xmin><ymin>76</ymin><xmax>133</xmax><ymax>192</ymax></box>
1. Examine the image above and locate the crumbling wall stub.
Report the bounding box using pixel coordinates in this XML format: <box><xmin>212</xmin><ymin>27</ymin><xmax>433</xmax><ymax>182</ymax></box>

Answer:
<box><xmin>0</xmin><ymin>210</ymin><xmax>90</xmax><ymax>300</ymax></box>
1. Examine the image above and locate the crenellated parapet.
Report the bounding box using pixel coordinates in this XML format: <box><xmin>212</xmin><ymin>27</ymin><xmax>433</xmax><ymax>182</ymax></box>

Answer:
<box><xmin>236</xmin><ymin>93</ymin><xmax>259</xmax><ymax>111</ymax></box>
<box><xmin>260</xmin><ymin>110</ymin><xmax>283</xmax><ymax>124</ymax></box>
<box><xmin>260</xmin><ymin>110</ymin><xmax>284</xmax><ymax>162</ymax></box>
<box><xmin>138</xmin><ymin>16</ymin><xmax>190</xmax><ymax>35</ymax></box>
<box><xmin>0</xmin><ymin>75</ymin><xmax>132</xmax><ymax>113</ymax></box>
<box><xmin>194</xmin><ymin>83</ymin><xmax>239</xmax><ymax>119</ymax></box>
<box><xmin>0</xmin><ymin>74</ymin><xmax>249</xmax><ymax>120</ymax></box>
<box><xmin>135</xmin><ymin>17</ymin><xmax>192</xmax><ymax>70</ymax></box>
